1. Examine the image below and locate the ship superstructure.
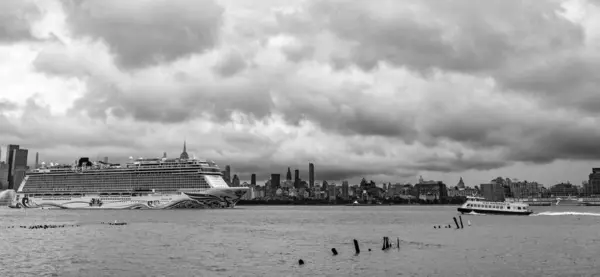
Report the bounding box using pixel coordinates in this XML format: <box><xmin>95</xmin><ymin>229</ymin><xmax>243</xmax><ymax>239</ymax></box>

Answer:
<box><xmin>13</xmin><ymin>144</ymin><xmax>247</xmax><ymax>209</ymax></box>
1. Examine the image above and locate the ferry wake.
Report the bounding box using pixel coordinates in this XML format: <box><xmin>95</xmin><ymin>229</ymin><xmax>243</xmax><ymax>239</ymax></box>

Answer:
<box><xmin>11</xmin><ymin>145</ymin><xmax>247</xmax><ymax>210</ymax></box>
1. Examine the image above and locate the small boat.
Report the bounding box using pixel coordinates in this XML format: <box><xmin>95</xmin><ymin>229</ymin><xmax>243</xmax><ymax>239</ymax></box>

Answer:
<box><xmin>457</xmin><ymin>196</ymin><xmax>533</xmax><ymax>216</ymax></box>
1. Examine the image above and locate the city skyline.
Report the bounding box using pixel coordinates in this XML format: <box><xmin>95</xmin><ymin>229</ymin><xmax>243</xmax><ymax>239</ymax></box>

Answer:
<box><xmin>1</xmin><ymin>0</ymin><xmax>600</xmax><ymax>187</ymax></box>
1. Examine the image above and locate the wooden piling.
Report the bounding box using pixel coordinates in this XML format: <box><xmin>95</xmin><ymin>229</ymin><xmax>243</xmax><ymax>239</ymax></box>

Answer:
<box><xmin>453</xmin><ymin>217</ymin><xmax>460</xmax><ymax>229</ymax></box>
<box><xmin>459</xmin><ymin>215</ymin><xmax>464</xmax><ymax>229</ymax></box>
<box><xmin>353</xmin><ymin>239</ymin><xmax>360</xmax><ymax>254</ymax></box>
<box><xmin>397</xmin><ymin>237</ymin><xmax>400</xmax><ymax>249</ymax></box>
<box><xmin>331</xmin><ymin>248</ymin><xmax>338</xmax><ymax>255</ymax></box>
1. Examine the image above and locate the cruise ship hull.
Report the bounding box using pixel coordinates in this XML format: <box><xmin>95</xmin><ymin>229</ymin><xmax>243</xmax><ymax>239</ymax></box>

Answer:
<box><xmin>13</xmin><ymin>188</ymin><xmax>248</xmax><ymax>210</ymax></box>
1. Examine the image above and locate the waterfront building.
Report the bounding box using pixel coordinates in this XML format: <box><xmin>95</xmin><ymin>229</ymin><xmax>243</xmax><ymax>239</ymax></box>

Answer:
<box><xmin>294</xmin><ymin>169</ymin><xmax>300</xmax><ymax>188</ymax></box>
<box><xmin>587</xmin><ymin>168</ymin><xmax>600</xmax><ymax>196</ymax></box>
<box><xmin>549</xmin><ymin>182</ymin><xmax>579</xmax><ymax>197</ymax></box>
<box><xmin>447</xmin><ymin>177</ymin><xmax>478</xmax><ymax>198</ymax></box>
<box><xmin>508</xmin><ymin>180</ymin><xmax>542</xmax><ymax>198</ymax></box>
<box><xmin>480</xmin><ymin>183</ymin><xmax>505</xmax><ymax>202</ymax></box>
<box><xmin>251</xmin><ymin>173</ymin><xmax>256</xmax><ymax>186</ymax></box>
<box><xmin>309</xmin><ymin>163</ymin><xmax>314</xmax><ymax>188</ymax></box>
<box><xmin>413</xmin><ymin>177</ymin><xmax>447</xmax><ymax>200</ymax></box>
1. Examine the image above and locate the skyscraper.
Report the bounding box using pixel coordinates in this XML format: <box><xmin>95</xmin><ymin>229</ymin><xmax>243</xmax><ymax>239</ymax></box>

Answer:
<box><xmin>10</xmin><ymin>148</ymin><xmax>28</xmax><ymax>190</ymax></box>
<box><xmin>342</xmin><ymin>181</ymin><xmax>349</xmax><ymax>200</ymax></box>
<box><xmin>6</xmin><ymin>145</ymin><xmax>20</xmax><ymax>190</ymax></box>
<box><xmin>224</xmin><ymin>165</ymin><xmax>231</xmax><ymax>185</ymax></box>
<box><xmin>309</xmin><ymin>163</ymin><xmax>315</xmax><ymax>188</ymax></box>
<box><xmin>286</xmin><ymin>167</ymin><xmax>292</xmax><ymax>181</ymax></box>
<box><xmin>251</xmin><ymin>173</ymin><xmax>256</xmax><ymax>186</ymax></box>
<box><xmin>232</xmin><ymin>174</ymin><xmax>240</xmax><ymax>187</ymax></box>
<box><xmin>103</xmin><ymin>156</ymin><xmax>109</xmax><ymax>164</ymax></box>
<box><xmin>271</xmin><ymin>174</ymin><xmax>280</xmax><ymax>195</ymax></box>
<box><xmin>294</xmin><ymin>169</ymin><xmax>300</xmax><ymax>188</ymax></box>
<box><xmin>35</xmin><ymin>152</ymin><xmax>39</xmax><ymax>169</ymax></box>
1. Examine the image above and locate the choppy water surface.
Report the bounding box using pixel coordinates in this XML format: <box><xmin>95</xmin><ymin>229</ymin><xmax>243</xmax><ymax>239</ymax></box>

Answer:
<box><xmin>1</xmin><ymin>205</ymin><xmax>599</xmax><ymax>277</ymax></box>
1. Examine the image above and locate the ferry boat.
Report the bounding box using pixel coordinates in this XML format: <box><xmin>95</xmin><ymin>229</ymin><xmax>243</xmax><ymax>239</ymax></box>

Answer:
<box><xmin>11</xmin><ymin>143</ymin><xmax>248</xmax><ymax>209</ymax></box>
<box><xmin>457</xmin><ymin>196</ymin><xmax>533</xmax><ymax>216</ymax></box>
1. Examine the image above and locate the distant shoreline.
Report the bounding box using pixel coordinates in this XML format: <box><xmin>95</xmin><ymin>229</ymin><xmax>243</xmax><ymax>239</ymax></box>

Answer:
<box><xmin>237</xmin><ymin>200</ymin><xmax>462</xmax><ymax>206</ymax></box>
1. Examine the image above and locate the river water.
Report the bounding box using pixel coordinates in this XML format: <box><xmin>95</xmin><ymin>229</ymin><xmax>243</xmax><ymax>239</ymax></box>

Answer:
<box><xmin>0</xmin><ymin>205</ymin><xmax>598</xmax><ymax>277</ymax></box>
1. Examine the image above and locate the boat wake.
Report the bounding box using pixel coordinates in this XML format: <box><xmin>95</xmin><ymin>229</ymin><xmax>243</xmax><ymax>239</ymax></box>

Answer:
<box><xmin>531</xmin><ymin>211</ymin><xmax>600</xmax><ymax>217</ymax></box>
<box><xmin>466</xmin><ymin>211</ymin><xmax>485</xmax><ymax>216</ymax></box>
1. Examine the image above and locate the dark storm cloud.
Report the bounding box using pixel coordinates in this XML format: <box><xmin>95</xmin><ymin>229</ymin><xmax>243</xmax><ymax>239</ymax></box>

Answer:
<box><xmin>506</xmin><ymin>120</ymin><xmax>600</xmax><ymax>163</ymax></box>
<box><xmin>497</xmin><ymin>55</ymin><xmax>600</xmax><ymax>113</ymax></box>
<box><xmin>212</xmin><ymin>50</ymin><xmax>248</xmax><ymax>78</ymax></box>
<box><xmin>422</xmin><ymin>107</ymin><xmax>523</xmax><ymax>149</ymax></box>
<box><xmin>60</xmin><ymin>0</ymin><xmax>224</xmax><ymax>69</ymax></box>
<box><xmin>420</xmin><ymin>102</ymin><xmax>600</xmax><ymax>166</ymax></box>
<box><xmin>70</xmin><ymin>76</ymin><xmax>275</xmax><ymax>124</ymax></box>
<box><xmin>277</xmin><ymin>86</ymin><xmax>418</xmax><ymax>140</ymax></box>
<box><xmin>410</xmin><ymin>156</ymin><xmax>510</xmax><ymax>173</ymax></box>
<box><xmin>0</xmin><ymin>98</ymin><xmax>140</xmax><ymax>155</ymax></box>
<box><xmin>0</xmin><ymin>0</ymin><xmax>41</xmax><ymax>43</ymax></box>
<box><xmin>295</xmin><ymin>0</ymin><xmax>583</xmax><ymax>74</ymax></box>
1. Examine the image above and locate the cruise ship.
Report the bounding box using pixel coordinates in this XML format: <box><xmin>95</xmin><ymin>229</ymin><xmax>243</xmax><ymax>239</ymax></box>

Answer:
<box><xmin>11</xmin><ymin>144</ymin><xmax>248</xmax><ymax>209</ymax></box>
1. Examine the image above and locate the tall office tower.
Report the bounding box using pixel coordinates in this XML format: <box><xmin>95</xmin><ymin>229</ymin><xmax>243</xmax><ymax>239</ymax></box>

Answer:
<box><xmin>271</xmin><ymin>174</ymin><xmax>280</xmax><ymax>190</ymax></box>
<box><xmin>286</xmin><ymin>167</ymin><xmax>292</xmax><ymax>181</ymax></box>
<box><xmin>6</xmin><ymin>145</ymin><xmax>19</xmax><ymax>190</ymax></box>
<box><xmin>103</xmin><ymin>157</ymin><xmax>109</xmax><ymax>163</ymax></box>
<box><xmin>294</xmin><ymin>169</ymin><xmax>300</xmax><ymax>187</ymax></box>
<box><xmin>232</xmin><ymin>174</ymin><xmax>240</xmax><ymax>187</ymax></box>
<box><xmin>224</xmin><ymin>165</ymin><xmax>231</xmax><ymax>185</ymax></box>
<box><xmin>35</xmin><ymin>152</ymin><xmax>39</xmax><ymax>169</ymax></box>
<box><xmin>309</xmin><ymin>163</ymin><xmax>315</xmax><ymax>188</ymax></box>
<box><xmin>10</xmin><ymin>148</ymin><xmax>28</xmax><ymax>190</ymax></box>
<box><xmin>251</xmin><ymin>173</ymin><xmax>256</xmax><ymax>186</ymax></box>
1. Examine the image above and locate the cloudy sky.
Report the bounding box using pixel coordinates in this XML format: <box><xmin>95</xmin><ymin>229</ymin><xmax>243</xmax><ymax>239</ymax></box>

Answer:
<box><xmin>1</xmin><ymin>0</ymin><xmax>600</xmax><ymax>187</ymax></box>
